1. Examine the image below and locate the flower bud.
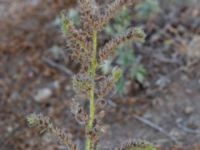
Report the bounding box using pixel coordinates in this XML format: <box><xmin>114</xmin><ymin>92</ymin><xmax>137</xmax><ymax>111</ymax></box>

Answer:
<box><xmin>61</xmin><ymin>13</ymin><xmax>70</xmax><ymax>34</ymax></box>
<box><xmin>112</xmin><ymin>67</ymin><xmax>122</xmax><ymax>82</ymax></box>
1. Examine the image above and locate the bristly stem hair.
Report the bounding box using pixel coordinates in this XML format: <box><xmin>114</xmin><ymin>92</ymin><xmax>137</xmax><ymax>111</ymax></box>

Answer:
<box><xmin>26</xmin><ymin>0</ymin><xmax>151</xmax><ymax>150</ymax></box>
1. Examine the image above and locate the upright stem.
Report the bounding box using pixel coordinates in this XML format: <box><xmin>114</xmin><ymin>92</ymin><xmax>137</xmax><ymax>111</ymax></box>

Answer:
<box><xmin>86</xmin><ymin>31</ymin><xmax>97</xmax><ymax>150</ymax></box>
<box><xmin>91</xmin><ymin>31</ymin><xmax>97</xmax><ymax>80</ymax></box>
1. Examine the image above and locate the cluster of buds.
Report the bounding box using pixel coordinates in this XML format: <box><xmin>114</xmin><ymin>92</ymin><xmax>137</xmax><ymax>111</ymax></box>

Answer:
<box><xmin>26</xmin><ymin>114</ymin><xmax>76</xmax><ymax>150</ymax></box>
<box><xmin>70</xmin><ymin>98</ymin><xmax>89</xmax><ymax>125</ymax></box>
<box><xmin>72</xmin><ymin>74</ymin><xmax>94</xmax><ymax>96</ymax></box>
<box><xmin>26</xmin><ymin>0</ymin><xmax>153</xmax><ymax>150</ymax></box>
<box><xmin>77</xmin><ymin>0</ymin><xmax>98</xmax><ymax>34</ymax></box>
<box><xmin>117</xmin><ymin>139</ymin><xmax>156</xmax><ymax>150</ymax></box>
<box><xmin>95</xmin><ymin>67</ymin><xmax>122</xmax><ymax>98</ymax></box>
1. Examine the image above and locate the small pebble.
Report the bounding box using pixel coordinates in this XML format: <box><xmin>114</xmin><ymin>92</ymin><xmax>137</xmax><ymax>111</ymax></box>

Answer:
<box><xmin>6</xmin><ymin>126</ymin><xmax>13</xmax><ymax>133</ymax></box>
<box><xmin>184</xmin><ymin>106</ymin><xmax>194</xmax><ymax>114</ymax></box>
<box><xmin>34</xmin><ymin>88</ymin><xmax>53</xmax><ymax>102</ymax></box>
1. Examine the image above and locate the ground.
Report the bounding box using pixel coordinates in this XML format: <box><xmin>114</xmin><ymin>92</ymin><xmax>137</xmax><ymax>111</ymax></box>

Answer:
<box><xmin>0</xmin><ymin>0</ymin><xmax>200</xmax><ymax>150</ymax></box>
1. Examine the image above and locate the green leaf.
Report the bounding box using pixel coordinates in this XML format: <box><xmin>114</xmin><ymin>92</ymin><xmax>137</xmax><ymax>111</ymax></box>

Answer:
<box><xmin>131</xmin><ymin>65</ymin><xmax>146</xmax><ymax>84</ymax></box>
<box><xmin>136</xmin><ymin>72</ymin><xmax>145</xmax><ymax>83</ymax></box>
<box><xmin>68</xmin><ymin>8</ymin><xmax>80</xmax><ymax>27</ymax></box>
<box><xmin>100</xmin><ymin>60</ymin><xmax>112</xmax><ymax>74</ymax></box>
<box><xmin>135</xmin><ymin>0</ymin><xmax>160</xmax><ymax>19</ymax></box>
<box><xmin>115</xmin><ymin>77</ymin><xmax>125</xmax><ymax>94</ymax></box>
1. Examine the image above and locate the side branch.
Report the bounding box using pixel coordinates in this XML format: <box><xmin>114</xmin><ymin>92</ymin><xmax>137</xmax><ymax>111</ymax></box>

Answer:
<box><xmin>98</xmin><ymin>27</ymin><xmax>145</xmax><ymax>62</ymax></box>
<box><xmin>77</xmin><ymin>0</ymin><xmax>97</xmax><ymax>32</ymax></box>
<box><xmin>61</xmin><ymin>13</ymin><xmax>90</xmax><ymax>50</ymax></box>
<box><xmin>94</xmin><ymin>0</ymin><xmax>140</xmax><ymax>30</ymax></box>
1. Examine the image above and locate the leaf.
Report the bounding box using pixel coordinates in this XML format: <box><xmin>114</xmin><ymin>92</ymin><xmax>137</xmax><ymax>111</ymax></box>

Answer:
<box><xmin>135</xmin><ymin>0</ymin><xmax>160</xmax><ymax>19</ymax></box>
<box><xmin>68</xmin><ymin>8</ymin><xmax>80</xmax><ymax>27</ymax></box>
<box><xmin>135</xmin><ymin>72</ymin><xmax>145</xmax><ymax>84</ymax></box>
<box><xmin>131</xmin><ymin>65</ymin><xmax>146</xmax><ymax>83</ymax></box>
<box><xmin>115</xmin><ymin>77</ymin><xmax>125</xmax><ymax>94</ymax></box>
<box><xmin>100</xmin><ymin>60</ymin><xmax>112</xmax><ymax>74</ymax></box>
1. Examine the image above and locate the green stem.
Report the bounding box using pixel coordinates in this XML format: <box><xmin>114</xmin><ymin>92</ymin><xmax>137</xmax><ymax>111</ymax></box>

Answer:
<box><xmin>86</xmin><ymin>31</ymin><xmax>97</xmax><ymax>150</ymax></box>
<box><xmin>91</xmin><ymin>31</ymin><xmax>97</xmax><ymax>80</ymax></box>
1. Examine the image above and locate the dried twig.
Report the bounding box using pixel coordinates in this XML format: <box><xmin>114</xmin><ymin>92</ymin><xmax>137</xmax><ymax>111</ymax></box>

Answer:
<box><xmin>164</xmin><ymin>59</ymin><xmax>200</xmax><ymax>79</ymax></box>
<box><xmin>43</xmin><ymin>57</ymin><xmax>73</xmax><ymax>76</ymax></box>
<box><xmin>176</xmin><ymin>118</ymin><xmax>200</xmax><ymax>134</ymax></box>
<box><xmin>139</xmin><ymin>59</ymin><xmax>200</xmax><ymax>99</ymax></box>
<box><xmin>134</xmin><ymin>115</ymin><xmax>180</xmax><ymax>144</ymax></box>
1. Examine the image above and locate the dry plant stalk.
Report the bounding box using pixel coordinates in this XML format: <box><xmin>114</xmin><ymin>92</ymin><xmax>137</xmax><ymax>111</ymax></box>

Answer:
<box><xmin>26</xmin><ymin>0</ymin><xmax>155</xmax><ymax>150</ymax></box>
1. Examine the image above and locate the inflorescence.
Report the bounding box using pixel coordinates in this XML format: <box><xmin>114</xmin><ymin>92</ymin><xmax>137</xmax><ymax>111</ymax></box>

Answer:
<box><xmin>26</xmin><ymin>0</ymin><xmax>155</xmax><ymax>150</ymax></box>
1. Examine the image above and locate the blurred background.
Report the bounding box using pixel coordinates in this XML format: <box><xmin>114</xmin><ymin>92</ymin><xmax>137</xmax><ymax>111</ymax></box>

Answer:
<box><xmin>0</xmin><ymin>0</ymin><xmax>200</xmax><ymax>149</ymax></box>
